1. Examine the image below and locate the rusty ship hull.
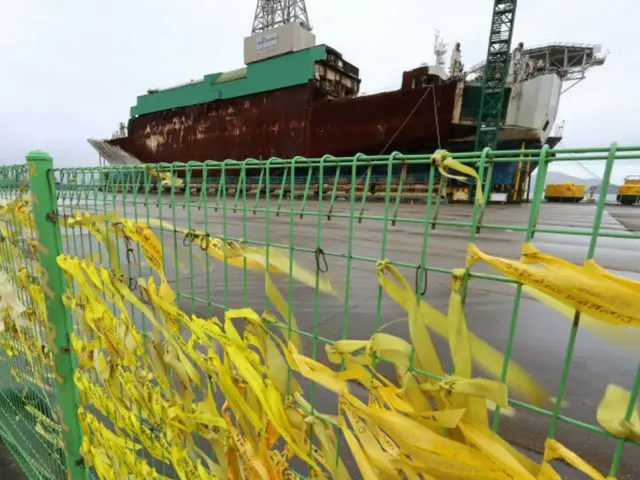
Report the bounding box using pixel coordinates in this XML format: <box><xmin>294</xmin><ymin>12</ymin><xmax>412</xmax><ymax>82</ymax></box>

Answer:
<box><xmin>97</xmin><ymin>39</ymin><xmax>568</xmax><ymax>191</ymax></box>
<box><xmin>110</xmin><ymin>77</ymin><xmax>472</xmax><ymax>164</ymax></box>
<box><xmin>107</xmin><ymin>75</ymin><xmax>555</xmax><ymax>184</ymax></box>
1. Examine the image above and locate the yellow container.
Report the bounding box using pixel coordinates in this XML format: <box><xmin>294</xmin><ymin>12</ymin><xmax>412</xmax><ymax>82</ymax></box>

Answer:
<box><xmin>544</xmin><ymin>182</ymin><xmax>585</xmax><ymax>203</ymax></box>
<box><xmin>616</xmin><ymin>175</ymin><xmax>640</xmax><ymax>205</ymax></box>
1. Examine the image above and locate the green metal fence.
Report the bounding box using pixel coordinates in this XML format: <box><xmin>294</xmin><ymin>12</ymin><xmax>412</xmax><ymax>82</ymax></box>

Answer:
<box><xmin>0</xmin><ymin>161</ymin><xmax>68</xmax><ymax>480</ymax></box>
<box><xmin>0</xmin><ymin>144</ymin><xmax>638</xmax><ymax>479</ymax></box>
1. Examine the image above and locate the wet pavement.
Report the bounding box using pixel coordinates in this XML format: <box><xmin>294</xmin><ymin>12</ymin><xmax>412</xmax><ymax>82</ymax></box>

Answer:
<box><xmin>0</xmin><ymin>442</ymin><xmax>25</xmax><ymax>480</ymax></box>
<box><xmin>606</xmin><ymin>204</ymin><xmax>640</xmax><ymax>232</ymax></box>
<box><xmin>58</xmin><ymin>196</ymin><xmax>640</xmax><ymax>479</ymax></box>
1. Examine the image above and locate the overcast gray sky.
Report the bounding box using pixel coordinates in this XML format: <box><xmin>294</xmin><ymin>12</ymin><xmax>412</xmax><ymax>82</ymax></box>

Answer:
<box><xmin>1</xmin><ymin>0</ymin><xmax>639</xmax><ymax>182</ymax></box>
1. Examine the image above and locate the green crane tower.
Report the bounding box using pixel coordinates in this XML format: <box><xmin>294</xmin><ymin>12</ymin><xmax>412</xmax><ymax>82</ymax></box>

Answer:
<box><xmin>474</xmin><ymin>0</ymin><xmax>518</xmax><ymax>151</ymax></box>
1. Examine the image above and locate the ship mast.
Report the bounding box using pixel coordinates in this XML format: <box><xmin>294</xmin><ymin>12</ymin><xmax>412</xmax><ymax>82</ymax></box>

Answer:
<box><xmin>252</xmin><ymin>0</ymin><xmax>311</xmax><ymax>34</ymax></box>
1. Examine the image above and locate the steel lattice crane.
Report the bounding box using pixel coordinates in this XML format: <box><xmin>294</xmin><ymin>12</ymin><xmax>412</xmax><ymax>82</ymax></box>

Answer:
<box><xmin>474</xmin><ymin>0</ymin><xmax>518</xmax><ymax>151</ymax></box>
<box><xmin>252</xmin><ymin>0</ymin><xmax>311</xmax><ymax>34</ymax></box>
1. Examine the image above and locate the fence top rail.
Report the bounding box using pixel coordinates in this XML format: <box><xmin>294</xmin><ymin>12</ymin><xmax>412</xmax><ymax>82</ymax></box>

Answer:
<box><xmin>0</xmin><ymin>163</ymin><xmax>27</xmax><ymax>170</ymax></box>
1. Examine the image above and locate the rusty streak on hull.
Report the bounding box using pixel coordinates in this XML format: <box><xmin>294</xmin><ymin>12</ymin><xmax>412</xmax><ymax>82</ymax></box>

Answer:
<box><xmin>109</xmin><ymin>78</ymin><xmax>474</xmax><ymax>171</ymax></box>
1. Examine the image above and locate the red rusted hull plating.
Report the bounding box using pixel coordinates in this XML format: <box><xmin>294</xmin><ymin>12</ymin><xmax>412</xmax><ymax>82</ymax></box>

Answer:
<box><xmin>109</xmin><ymin>78</ymin><xmax>473</xmax><ymax>167</ymax></box>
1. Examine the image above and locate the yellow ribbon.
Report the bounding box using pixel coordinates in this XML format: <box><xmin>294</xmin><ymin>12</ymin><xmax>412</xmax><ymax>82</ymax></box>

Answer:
<box><xmin>431</xmin><ymin>149</ymin><xmax>484</xmax><ymax>205</ymax></box>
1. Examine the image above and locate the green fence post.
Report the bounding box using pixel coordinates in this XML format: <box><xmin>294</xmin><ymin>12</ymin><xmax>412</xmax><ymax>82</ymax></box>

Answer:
<box><xmin>26</xmin><ymin>150</ymin><xmax>87</xmax><ymax>479</ymax></box>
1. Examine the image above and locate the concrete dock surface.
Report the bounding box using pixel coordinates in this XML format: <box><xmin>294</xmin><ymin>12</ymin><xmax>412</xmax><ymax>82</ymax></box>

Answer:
<box><xmin>58</xmin><ymin>196</ymin><xmax>640</xmax><ymax>479</ymax></box>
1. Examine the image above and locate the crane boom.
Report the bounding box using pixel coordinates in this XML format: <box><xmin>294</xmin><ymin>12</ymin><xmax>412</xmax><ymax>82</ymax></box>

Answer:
<box><xmin>252</xmin><ymin>0</ymin><xmax>310</xmax><ymax>34</ymax></box>
<box><xmin>474</xmin><ymin>0</ymin><xmax>518</xmax><ymax>151</ymax></box>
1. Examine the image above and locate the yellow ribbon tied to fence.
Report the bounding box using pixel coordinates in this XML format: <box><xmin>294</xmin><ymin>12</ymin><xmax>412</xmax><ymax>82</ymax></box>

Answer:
<box><xmin>375</xmin><ymin>259</ymin><xmax>550</xmax><ymax>407</ymax></box>
<box><xmin>467</xmin><ymin>242</ymin><xmax>640</xmax><ymax>448</ymax></box>
<box><xmin>324</xmin><ymin>264</ymin><xmax>610</xmax><ymax>479</ymax></box>
<box><xmin>196</xmin><ymin>233</ymin><xmax>337</xmax><ymax>296</ymax></box>
<box><xmin>431</xmin><ymin>149</ymin><xmax>484</xmax><ymax>205</ymax></box>
<box><xmin>467</xmin><ymin>242</ymin><xmax>640</xmax><ymax>327</ymax></box>
<box><xmin>147</xmin><ymin>167</ymin><xmax>185</xmax><ymax>188</ymax></box>
<box><xmin>0</xmin><ymin>205</ymin><xmax>626</xmax><ymax>479</ymax></box>
<box><xmin>597</xmin><ymin>384</ymin><xmax>640</xmax><ymax>441</ymax></box>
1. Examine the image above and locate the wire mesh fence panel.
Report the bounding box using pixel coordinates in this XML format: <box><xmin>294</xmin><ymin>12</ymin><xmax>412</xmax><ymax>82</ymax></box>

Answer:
<box><xmin>0</xmin><ymin>164</ymin><xmax>67</xmax><ymax>480</ymax></box>
<box><xmin>0</xmin><ymin>145</ymin><xmax>639</xmax><ymax>479</ymax></box>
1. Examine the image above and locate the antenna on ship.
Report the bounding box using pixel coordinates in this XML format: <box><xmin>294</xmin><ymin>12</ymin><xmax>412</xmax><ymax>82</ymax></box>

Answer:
<box><xmin>433</xmin><ymin>31</ymin><xmax>447</xmax><ymax>67</ymax></box>
<box><xmin>252</xmin><ymin>0</ymin><xmax>311</xmax><ymax>34</ymax></box>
